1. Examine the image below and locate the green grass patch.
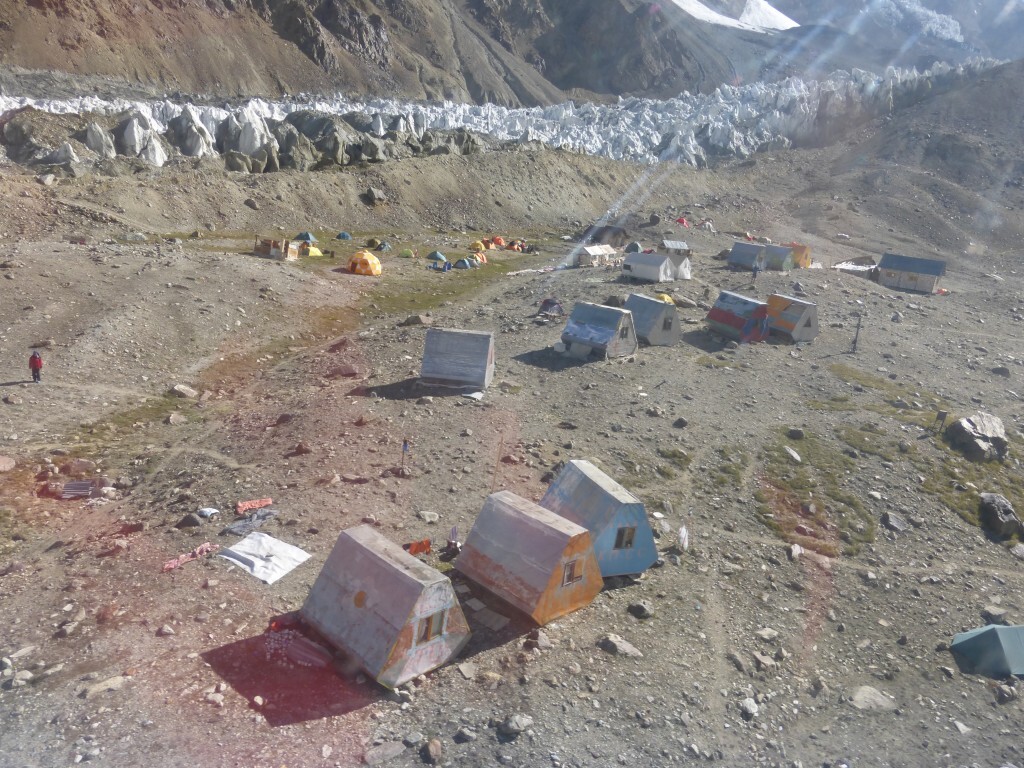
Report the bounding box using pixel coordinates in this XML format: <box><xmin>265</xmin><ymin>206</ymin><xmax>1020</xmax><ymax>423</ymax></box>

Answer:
<box><xmin>836</xmin><ymin>423</ymin><xmax>900</xmax><ymax>462</ymax></box>
<box><xmin>657</xmin><ymin>447</ymin><xmax>692</xmax><ymax>471</ymax></box>
<box><xmin>696</xmin><ymin>354</ymin><xmax>738</xmax><ymax>369</ymax></box>
<box><xmin>0</xmin><ymin>507</ymin><xmax>18</xmax><ymax>556</ymax></box>
<box><xmin>758</xmin><ymin>429</ymin><xmax>874</xmax><ymax>555</ymax></box>
<box><xmin>910</xmin><ymin>435</ymin><xmax>1024</xmax><ymax>529</ymax></box>
<box><xmin>712</xmin><ymin>446</ymin><xmax>748</xmax><ymax>487</ymax></box>
<box><xmin>807</xmin><ymin>394</ymin><xmax>856</xmax><ymax>412</ymax></box>
<box><xmin>366</xmin><ymin>251</ymin><xmax>550</xmax><ymax>316</ymax></box>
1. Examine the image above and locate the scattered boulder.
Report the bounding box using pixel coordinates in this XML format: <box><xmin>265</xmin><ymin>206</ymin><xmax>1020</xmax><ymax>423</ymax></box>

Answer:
<box><xmin>497</xmin><ymin>714</ymin><xmax>533</xmax><ymax>738</ymax></box>
<box><xmin>850</xmin><ymin>685</ymin><xmax>896</xmax><ymax>711</ymax></box>
<box><xmin>170</xmin><ymin>384</ymin><xmax>199</xmax><ymax>399</ymax></box>
<box><xmin>945</xmin><ymin>412</ymin><xmax>1009</xmax><ymax>460</ymax></box>
<box><xmin>628</xmin><ymin>602</ymin><xmax>654</xmax><ymax>620</ymax></box>
<box><xmin>399</xmin><ymin>314</ymin><xmax>430</xmax><ymax>327</ymax></box>
<box><xmin>363</xmin><ymin>741</ymin><xmax>405</xmax><ymax>765</ymax></box>
<box><xmin>366</xmin><ymin>187</ymin><xmax>388</xmax><ymax>205</ymax></box>
<box><xmin>979</xmin><ymin>493</ymin><xmax>1022</xmax><ymax>539</ymax></box>
<box><xmin>597</xmin><ymin>634</ymin><xmax>643</xmax><ymax>657</ymax></box>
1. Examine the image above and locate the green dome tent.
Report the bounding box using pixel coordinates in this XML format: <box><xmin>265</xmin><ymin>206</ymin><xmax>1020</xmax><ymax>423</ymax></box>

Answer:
<box><xmin>398</xmin><ymin>248</ymin><xmax>415</xmax><ymax>258</ymax></box>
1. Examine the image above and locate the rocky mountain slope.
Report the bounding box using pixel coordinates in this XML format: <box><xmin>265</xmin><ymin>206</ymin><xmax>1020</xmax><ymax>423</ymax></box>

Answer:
<box><xmin>1</xmin><ymin>0</ymin><xmax>1019</xmax><ymax>106</ymax></box>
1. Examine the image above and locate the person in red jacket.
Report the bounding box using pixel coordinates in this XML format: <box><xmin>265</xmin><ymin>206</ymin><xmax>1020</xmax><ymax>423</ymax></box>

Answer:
<box><xmin>28</xmin><ymin>351</ymin><xmax>42</xmax><ymax>383</ymax></box>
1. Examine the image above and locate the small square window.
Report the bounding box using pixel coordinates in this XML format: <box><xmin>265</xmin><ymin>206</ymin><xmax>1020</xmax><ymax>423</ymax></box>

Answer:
<box><xmin>619</xmin><ymin>326</ymin><xmax>629</xmax><ymax>339</ymax></box>
<box><xmin>417</xmin><ymin>610</ymin><xmax>445</xmax><ymax>644</ymax></box>
<box><xmin>562</xmin><ymin>559</ymin><xmax>583</xmax><ymax>586</ymax></box>
<box><xmin>662</xmin><ymin>316</ymin><xmax>674</xmax><ymax>331</ymax></box>
<box><xmin>614</xmin><ymin>526</ymin><xmax>636</xmax><ymax>550</ymax></box>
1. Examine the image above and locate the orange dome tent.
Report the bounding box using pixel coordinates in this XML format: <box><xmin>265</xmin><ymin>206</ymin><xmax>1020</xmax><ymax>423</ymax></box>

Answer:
<box><xmin>491</xmin><ymin>236</ymin><xmax>505</xmax><ymax>247</ymax></box>
<box><xmin>349</xmin><ymin>251</ymin><xmax>382</xmax><ymax>276</ymax></box>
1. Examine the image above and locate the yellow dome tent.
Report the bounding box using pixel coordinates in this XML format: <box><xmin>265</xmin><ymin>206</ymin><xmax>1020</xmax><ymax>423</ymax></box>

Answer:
<box><xmin>349</xmin><ymin>251</ymin><xmax>382</xmax><ymax>276</ymax></box>
<box><xmin>469</xmin><ymin>240</ymin><xmax>485</xmax><ymax>253</ymax></box>
<box><xmin>655</xmin><ymin>293</ymin><xmax>675</xmax><ymax>305</ymax></box>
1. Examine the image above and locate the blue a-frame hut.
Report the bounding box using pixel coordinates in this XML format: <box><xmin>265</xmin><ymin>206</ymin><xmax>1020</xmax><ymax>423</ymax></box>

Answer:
<box><xmin>539</xmin><ymin>459</ymin><xmax>658</xmax><ymax>578</ymax></box>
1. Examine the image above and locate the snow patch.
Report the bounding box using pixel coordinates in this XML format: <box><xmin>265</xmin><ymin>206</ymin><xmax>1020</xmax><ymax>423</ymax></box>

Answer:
<box><xmin>739</xmin><ymin>0</ymin><xmax>799</xmax><ymax>31</ymax></box>
<box><xmin>666</xmin><ymin>0</ymin><xmax>797</xmax><ymax>33</ymax></box>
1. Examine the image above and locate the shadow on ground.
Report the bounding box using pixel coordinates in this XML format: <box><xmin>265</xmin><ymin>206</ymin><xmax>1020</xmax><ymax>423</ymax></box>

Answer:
<box><xmin>202</xmin><ymin>633</ymin><xmax>382</xmax><ymax>726</ymax></box>
<box><xmin>512</xmin><ymin>348</ymin><xmax>600</xmax><ymax>372</ymax></box>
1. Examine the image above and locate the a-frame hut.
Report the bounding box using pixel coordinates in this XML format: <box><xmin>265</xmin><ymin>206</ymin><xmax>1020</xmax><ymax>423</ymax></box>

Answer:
<box><xmin>455</xmin><ymin>491</ymin><xmax>603</xmax><ymax>626</ymax></box>
<box><xmin>766</xmin><ymin>294</ymin><xmax>819</xmax><ymax>342</ymax></box>
<box><xmin>624</xmin><ymin>293</ymin><xmax>680</xmax><ymax>346</ymax></box>
<box><xmin>574</xmin><ymin>244</ymin><xmax>616</xmax><ymax>267</ymax></box>
<box><xmin>561</xmin><ymin>302</ymin><xmax>638</xmax><ymax>359</ymax></box>
<box><xmin>786</xmin><ymin>243</ymin><xmax>812</xmax><ymax>269</ymax></box>
<box><xmin>539</xmin><ymin>459</ymin><xmax>658</xmax><ymax>578</ymax></box>
<box><xmin>420</xmin><ymin>328</ymin><xmax>495</xmax><ymax>388</ymax></box>
<box><xmin>877</xmin><ymin>252</ymin><xmax>947</xmax><ymax>293</ymax></box>
<box><xmin>763</xmin><ymin>244</ymin><xmax>796</xmax><ymax>271</ymax></box>
<box><xmin>300</xmin><ymin>525</ymin><xmax>471</xmax><ymax>689</ymax></box>
<box><xmin>727</xmin><ymin>241</ymin><xmax>765</xmax><ymax>271</ymax></box>
<box><xmin>706</xmin><ymin>291</ymin><xmax>770</xmax><ymax>343</ymax></box>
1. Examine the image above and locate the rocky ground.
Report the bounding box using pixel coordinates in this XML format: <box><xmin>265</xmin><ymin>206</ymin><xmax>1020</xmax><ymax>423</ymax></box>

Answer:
<box><xmin>1</xmin><ymin>98</ymin><xmax>1024</xmax><ymax>768</ymax></box>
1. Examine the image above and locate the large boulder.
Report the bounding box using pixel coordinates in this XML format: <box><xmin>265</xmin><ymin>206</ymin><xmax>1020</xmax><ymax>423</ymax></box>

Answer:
<box><xmin>217</xmin><ymin>103</ymin><xmax>277</xmax><ymax>157</ymax></box>
<box><xmin>116</xmin><ymin>113</ymin><xmax>169</xmax><ymax>167</ymax></box>
<box><xmin>945</xmin><ymin>412</ymin><xmax>1009</xmax><ymax>461</ymax></box>
<box><xmin>979</xmin><ymin>493</ymin><xmax>1023</xmax><ymax>539</ymax></box>
<box><xmin>165</xmin><ymin>106</ymin><xmax>215</xmax><ymax>158</ymax></box>
<box><xmin>40</xmin><ymin>142</ymin><xmax>79</xmax><ymax>165</ymax></box>
<box><xmin>272</xmin><ymin>122</ymin><xmax>316</xmax><ymax>171</ymax></box>
<box><xmin>84</xmin><ymin>122</ymin><xmax>116</xmax><ymax>159</ymax></box>
<box><xmin>224</xmin><ymin>151</ymin><xmax>253</xmax><ymax>173</ymax></box>
<box><xmin>284</xmin><ymin>111</ymin><xmax>357</xmax><ymax>166</ymax></box>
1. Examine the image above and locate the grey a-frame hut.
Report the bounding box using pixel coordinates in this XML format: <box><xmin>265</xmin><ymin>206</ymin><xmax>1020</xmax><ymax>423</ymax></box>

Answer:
<box><xmin>561</xmin><ymin>302</ymin><xmax>638</xmax><ymax>359</ymax></box>
<box><xmin>420</xmin><ymin>328</ymin><xmax>495</xmax><ymax>388</ymax></box>
<box><xmin>540</xmin><ymin>459</ymin><xmax>658</xmax><ymax>578</ymax></box>
<box><xmin>624</xmin><ymin>293</ymin><xmax>680</xmax><ymax>346</ymax></box>
<box><xmin>300</xmin><ymin>525</ymin><xmax>471</xmax><ymax>689</ymax></box>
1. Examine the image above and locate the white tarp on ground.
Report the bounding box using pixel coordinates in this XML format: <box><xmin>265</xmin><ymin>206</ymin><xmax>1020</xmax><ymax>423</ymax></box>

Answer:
<box><xmin>219</xmin><ymin>532</ymin><xmax>311</xmax><ymax>584</ymax></box>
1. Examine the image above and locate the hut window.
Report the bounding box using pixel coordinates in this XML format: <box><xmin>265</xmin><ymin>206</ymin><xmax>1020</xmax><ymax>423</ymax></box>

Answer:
<box><xmin>562</xmin><ymin>559</ymin><xmax>583</xmax><ymax>586</ymax></box>
<box><xmin>662</xmin><ymin>317</ymin><xmax>673</xmax><ymax>331</ymax></box>
<box><xmin>417</xmin><ymin>610</ymin><xmax>445</xmax><ymax>643</ymax></box>
<box><xmin>614</xmin><ymin>526</ymin><xmax>636</xmax><ymax>549</ymax></box>
<box><xmin>619</xmin><ymin>326</ymin><xmax>629</xmax><ymax>339</ymax></box>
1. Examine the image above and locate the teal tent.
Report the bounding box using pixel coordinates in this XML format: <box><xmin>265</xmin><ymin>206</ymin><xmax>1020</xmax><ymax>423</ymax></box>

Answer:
<box><xmin>295</xmin><ymin>232</ymin><xmax>317</xmax><ymax>243</ymax></box>
<box><xmin>335</xmin><ymin>232</ymin><xmax>352</xmax><ymax>240</ymax></box>
<box><xmin>427</xmin><ymin>251</ymin><xmax>447</xmax><ymax>263</ymax></box>
<box><xmin>377</xmin><ymin>242</ymin><xmax>392</xmax><ymax>252</ymax></box>
<box><xmin>453</xmin><ymin>258</ymin><xmax>475</xmax><ymax>269</ymax></box>
<box><xmin>950</xmin><ymin>625</ymin><xmax>1024</xmax><ymax>678</ymax></box>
